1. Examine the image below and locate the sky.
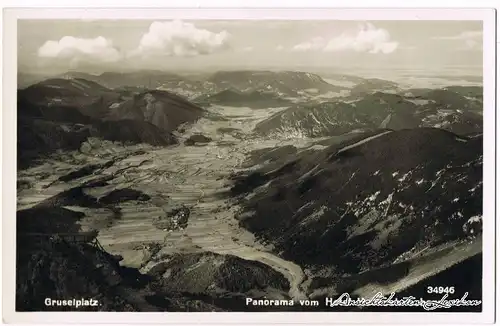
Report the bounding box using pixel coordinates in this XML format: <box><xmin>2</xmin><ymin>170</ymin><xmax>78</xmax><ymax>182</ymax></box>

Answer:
<box><xmin>17</xmin><ymin>20</ymin><xmax>483</xmax><ymax>75</ymax></box>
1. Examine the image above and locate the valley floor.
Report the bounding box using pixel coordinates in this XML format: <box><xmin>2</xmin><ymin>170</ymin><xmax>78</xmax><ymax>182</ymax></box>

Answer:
<box><xmin>17</xmin><ymin>105</ymin><xmax>318</xmax><ymax>301</ymax></box>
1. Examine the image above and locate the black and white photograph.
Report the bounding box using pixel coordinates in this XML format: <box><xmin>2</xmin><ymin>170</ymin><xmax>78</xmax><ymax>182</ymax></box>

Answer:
<box><xmin>1</xmin><ymin>6</ymin><xmax>496</xmax><ymax>325</ymax></box>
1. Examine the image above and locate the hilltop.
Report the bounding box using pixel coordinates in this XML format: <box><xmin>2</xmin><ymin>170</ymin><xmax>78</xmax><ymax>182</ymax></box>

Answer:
<box><xmin>19</xmin><ymin>78</ymin><xmax>120</xmax><ymax>119</ymax></box>
<box><xmin>194</xmin><ymin>88</ymin><xmax>292</xmax><ymax>109</ymax></box>
<box><xmin>106</xmin><ymin>89</ymin><xmax>204</xmax><ymax>131</ymax></box>
<box><xmin>207</xmin><ymin>70</ymin><xmax>348</xmax><ymax>96</ymax></box>
<box><xmin>58</xmin><ymin>70</ymin><xmax>187</xmax><ymax>90</ymax></box>
<box><xmin>254</xmin><ymin>92</ymin><xmax>420</xmax><ymax>138</ymax></box>
<box><xmin>254</xmin><ymin>88</ymin><xmax>482</xmax><ymax>138</ymax></box>
<box><xmin>349</xmin><ymin>78</ymin><xmax>401</xmax><ymax>97</ymax></box>
<box><xmin>231</xmin><ymin>128</ymin><xmax>482</xmax><ymax>294</ymax></box>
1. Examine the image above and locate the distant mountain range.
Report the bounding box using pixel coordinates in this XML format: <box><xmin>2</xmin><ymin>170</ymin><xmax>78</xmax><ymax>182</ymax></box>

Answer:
<box><xmin>20</xmin><ymin>70</ymin><xmax>352</xmax><ymax>99</ymax></box>
<box><xmin>255</xmin><ymin>89</ymin><xmax>482</xmax><ymax>138</ymax></box>
<box><xmin>349</xmin><ymin>78</ymin><xmax>401</xmax><ymax>97</ymax></box>
<box><xmin>58</xmin><ymin>70</ymin><xmax>186</xmax><ymax>90</ymax></box>
<box><xmin>402</xmin><ymin>87</ymin><xmax>482</xmax><ymax>111</ymax></box>
<box><xmin>17</xmin><ymin>78</ymin><xmax>204</xmax><ymax>168</ymax></box>
<box><xmin>17</xmin><ymin>72</ymin><xmax>483</xmax><ymax>168</ymax></box>
<box><xmin>206</xmin><ymin>70</ymin><xmax>348</xmax><ymax>97</ymax></box>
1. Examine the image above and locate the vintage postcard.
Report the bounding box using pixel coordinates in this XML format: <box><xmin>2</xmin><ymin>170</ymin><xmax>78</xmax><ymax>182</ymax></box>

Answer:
<box><xmin>2</xmin><ymin>6</ymin><xmax>496</xmax><ymax>325</ymax></box>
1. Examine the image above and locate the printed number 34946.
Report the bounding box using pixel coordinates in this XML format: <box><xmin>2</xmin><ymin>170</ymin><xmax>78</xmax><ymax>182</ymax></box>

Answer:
<box><xmin>427</xmin><ymin>286</ymin><xmax>455</xmax><ymax>294</ymax></box>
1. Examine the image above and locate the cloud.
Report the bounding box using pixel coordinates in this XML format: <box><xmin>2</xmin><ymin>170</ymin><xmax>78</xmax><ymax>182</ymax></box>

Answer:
<box><xmin>292</xmin><ymin>37</ymin><xmax>325</xmax><ymax>51</ymax></box>
<box><xmin>399</xmin><ymin>45</ymin><xmax>417</xmax><ymax>50</ymax></box>
<box><xmin>37</xmin><ymin>36</ymin><xmax>122</xmax><ymax>64</ymax></box>
<box><xmin>433</xmin><ymin>30</ymin><xmax>482</xmax><ymax>40</ymax></box>
<box><xmin>240</xmin><ymin>46</ymin><xmax>254</xmax><ymax>52</ymax></box>
<box><xmin>197</xmin><ymin>20</ymin><xmax>294</xmax><ymax>28</ymax></box>
<box><xmin>275</xmin><ymin>45</ymin><xmax>284</xmax><ymax>51</ymax></box>
<box><xmin>292</xmin><ymin>23</ymin><xmax>398</xmax><ymax>54</ymax></box>
<box><xmin>465</xmin><ymin>39</ymin><xmax>477</xmax><ymax>47</ymax></box>
<box><xmin>130</xmin><ymin>20</ymin><xmax>231</xmax><ymax>58</ymax></box>
<box><xmin>432</xmin><ymin>30</ymin><xmax>482</xmax><ymax>51</ymax></box>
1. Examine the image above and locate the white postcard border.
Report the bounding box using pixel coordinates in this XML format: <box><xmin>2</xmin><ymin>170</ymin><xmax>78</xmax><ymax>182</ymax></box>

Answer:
<box><xmin>2</xmin><ymin>6</ymin><xmax>496</xmax><ymax>325</ymax></box>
